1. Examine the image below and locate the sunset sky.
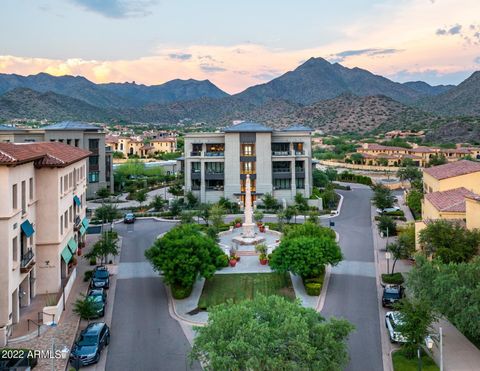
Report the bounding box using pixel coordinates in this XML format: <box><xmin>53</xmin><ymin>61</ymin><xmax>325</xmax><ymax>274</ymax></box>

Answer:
<box><xmin>1</xmin><ymin>0</ymin><xmax>479</xmax><ymax>93</ymax></box>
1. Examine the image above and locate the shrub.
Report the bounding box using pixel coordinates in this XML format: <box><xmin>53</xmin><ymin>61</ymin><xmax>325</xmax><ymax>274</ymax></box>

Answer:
<box><xmin>381</xmin><ymin>272</ymin><xmax>404</xmax><ymax>285</ymax></box>
<box><xmin>171</xmin><ymin>284</ymin><xmax>193</xmax><ymax>299</ymax></box>
<box><xmin>83</xmin><ymin>270</ymin><xmax>93</xmax><ymax>282</ymax></box>
<box><xmin>305</xmin><ymin>282</ymin><xmax>322</xmax><ymax>296</ymax></box>
<box><xmin>215</xmin><ymin>254</ymin><xmax>229</xmax><ymax>268</ymax></box>
<box><xmin>384</xmin><ymin>210</ymin><xmax>405</xmax><ymax>217</ymax></box>
<box><xmin>89</xmin><ymin>257</ymin><xmax>97</xmax><ymax>266</ymax></box>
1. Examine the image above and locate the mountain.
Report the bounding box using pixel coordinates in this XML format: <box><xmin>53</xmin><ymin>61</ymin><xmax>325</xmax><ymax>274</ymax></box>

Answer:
<box><xmin>0</xmin><ymin>73</ymin><xmax>229</xmax><ymax>108</ymax></box>
<box><xmin>417</xmin><ymin>71</ymin><xmax>480</xmax><ymax>116</ymax></box>
<box><xmin>100</xmin><ymin>79</ymin><xmax>229</xmax><ymax>106</ymax></box>
<box><xmin>403</xmin><ymin>81</ymin><xmax>454</xmax><ymax>96</ymax></box>
<box><xmin>234</xmin><ymin>57</ymin><xmax>425</xmax><ymax>105</ymax></box>
<box><xmin>424</xmin><ymin>119</ymin><xmax>480</xmax><ymax>145</ymax></box>
<box><xmin>0</xmin><ymin>88</ymin><xmax>114</xmax><ymax>121</ymax></box>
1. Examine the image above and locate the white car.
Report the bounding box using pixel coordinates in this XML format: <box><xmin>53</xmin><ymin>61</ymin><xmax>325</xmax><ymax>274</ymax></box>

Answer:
<box><xmin>376</xmin><ymin>207</ymin><xmax>400</xmax><ymax>214</ymax></box>
<box><xmin>385</xmin><ymin>311</ymin><xmax>407</xmax><ymax>343</ymax></box>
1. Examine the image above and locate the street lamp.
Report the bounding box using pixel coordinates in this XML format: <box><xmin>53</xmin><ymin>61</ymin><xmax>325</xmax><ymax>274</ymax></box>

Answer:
<box><xmin>418</xmin><ymin>336</ymin><xmax>435</xmax><ymax>371</ymax></box>
<box><xmin>385</xmin><ymin>251</ymin><xmax>392</xmax><ymax>275</ymax></box>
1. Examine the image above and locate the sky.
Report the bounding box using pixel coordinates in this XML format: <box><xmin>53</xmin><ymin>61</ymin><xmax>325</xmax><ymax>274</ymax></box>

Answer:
<box><xmin>0</xmin><ymin>0</ymin><xmax>479</xmax><ymax>94</ymax></box>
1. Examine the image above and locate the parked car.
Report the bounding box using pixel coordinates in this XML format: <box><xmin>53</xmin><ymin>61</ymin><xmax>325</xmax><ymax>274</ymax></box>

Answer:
<box><xmin>87</xmin><ymin>288</ymin><xmax>107</xmax><ymax>302</ymax></box>
<box><xmin>123</xmin><ymin>213</ymin><xmax>136</xmax><ymax>224</ymax></box>
<box><xmin>69</xmin><ymin>322</ymin><xmax>110</xmax><ymax>367</ymax></box>
<box><xmin>385</xmin><ymin>311</ymin><xmax>407</xmax><ymax>343</ymax></box>
<box><xmin>376</xmin><ymin>207</ymin><xmax>400</xmax><ymax>214</ymax></box>
<box><xmin>86</xmin><ymin>291</ymin><xmax>106</xmax><ymax>318</ymax></box>
<box><xmin>382</xmin><ymin>284</ymin><xmax>404</xmax><ymax>308</ymax></box>
<box><xmin>90</xmin><ymin>266</ymin><xmax>110</xmax><ymax>289</ymax></box>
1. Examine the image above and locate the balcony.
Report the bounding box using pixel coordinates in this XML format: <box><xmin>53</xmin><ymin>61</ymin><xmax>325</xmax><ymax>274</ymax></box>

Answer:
<box><xmin>272</xmin><ymin>150</ymin><xmax>291</xmax><ymax>156</ymax></box>
<box><xmin>74</xmin><ymin>216</ymin><xmax>82</xmax><ymax>231</ymax></box>
<box><xmin>191</xmin><ymin>169</ymin><xmax>201</xmax><ymax>180</ymax></box>
<box><xmin>205</xmin><ymin>169</ymin><xmax>224</xmax><ymax>180</ymax></box>
<box><xmin>190</xmin><ymin>151</ymin><xmax>202</xmax><ymax>157</ymax></box>
<box><xmin>272</xmin><ymin>169</ymin><xmax>291</xmax><ymax>179</ymax></box>
<box><xmin>20</xmin><ymin>248</ymin><xmax>35</xmax><ymax>273</ymax></box>
<box><xmin>295</xmin><ymin>168</ymin><xmax>305</xmax><ymax>178</ymax></box>
<box><xmin>294</xmin><ymin>150</ymin><xmax>305</xmax><ymax>155</ymax></box>
<box><xmin>205</xmin><ymin>151</ymin><xmax>224</xmax><ymax>157</ymax></box>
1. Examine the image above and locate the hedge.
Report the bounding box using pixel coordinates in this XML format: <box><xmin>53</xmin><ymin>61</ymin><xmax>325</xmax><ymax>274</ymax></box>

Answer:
<box><xmin>171</xmin><ymin>284</ymin><xmax>193</xmax><ymax>299</ymax></box>
<box><xmin>381</xmin><ymin>273</ymin><xmax>404</xmax><ymax>285</ymax></box>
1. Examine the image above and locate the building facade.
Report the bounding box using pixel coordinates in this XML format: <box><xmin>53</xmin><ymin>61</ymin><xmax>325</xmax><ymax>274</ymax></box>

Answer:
<box><xmin>0</xmin><ymin>122</ymin><xmax>113</xmax><ymax>198</ymax></box>
<box><xmin>183</xmin><ymin>122</ymin><xmax>313</xmax><ymax>205</ymax></box>
<box><xmin>0</xmin><ymin>142</ymin><xmax>90</xmax><ymax>346</ymax></box>
<box><xmin>106</xmin><ymin>135</ymin><xmax>177</xmax><ymax>157</ymax></box>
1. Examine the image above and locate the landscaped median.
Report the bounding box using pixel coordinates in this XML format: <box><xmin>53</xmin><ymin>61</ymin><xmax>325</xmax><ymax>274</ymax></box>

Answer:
<box><xmin>392</xmin><ymin>349</ymin><xmax>438</xmax><ymax>371</ymax></box>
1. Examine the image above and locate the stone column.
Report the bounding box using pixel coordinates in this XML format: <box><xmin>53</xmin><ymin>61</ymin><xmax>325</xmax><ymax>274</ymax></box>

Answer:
<box><xmin>242</xmin><ymin>174</ymin><xmax>255</xmax><ymax>238</ymax></box>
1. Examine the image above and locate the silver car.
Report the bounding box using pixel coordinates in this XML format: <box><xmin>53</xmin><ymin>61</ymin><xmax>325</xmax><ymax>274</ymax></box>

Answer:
<box><xmin>385</xmin><ymin>311</ymin><xmax>407</xmax><ymax>343</ymax></box>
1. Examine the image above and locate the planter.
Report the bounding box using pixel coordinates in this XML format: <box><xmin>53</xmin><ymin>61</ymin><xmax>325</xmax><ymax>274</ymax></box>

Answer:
<box><xmin>235</xmin><ymin>223</ymin><xmax>241</xmax><ymax>228</ymax></box>
<box><xmin>259</xmin><ymin>226</ymin><xmax>265</xmax><ymax>233</ymax></box>
<box><xmin>77</xmin><ymin>249</ymin><xmax>82</xmax><ymax>256</ymax></box>
<box><xmin>259</xmin><ymin>259</ymin><xmax>268</xmax><ymax>265</ymax></box>
<box><xmin>256</xmin><ymin>222</ymin><xmax>263</xmax><ymax>227</ymax></box>
<box><xmin>229</xmin><ymin>259</ymin><xmax>237</xmax><ymax>267</ymax></box>
<box><xmin>235</xmin><ymin>256</ymin><xmax>241</xmax><ymax>261</ymax></box>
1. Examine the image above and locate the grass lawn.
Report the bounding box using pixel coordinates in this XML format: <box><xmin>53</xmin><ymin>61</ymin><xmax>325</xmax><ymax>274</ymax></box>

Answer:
<box><xmin>197</xmin><ymin>273</ymin><xmax>295</xmax><ymax>310</ymax></box>
<box><xmin>392</xmin><ymin>349</ymin><xmax>439</xmax><ymax>371</ymax></box>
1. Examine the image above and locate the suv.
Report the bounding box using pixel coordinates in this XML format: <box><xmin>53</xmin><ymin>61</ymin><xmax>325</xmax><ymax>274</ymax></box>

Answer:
<box><xmin>124</xmin><ymin>213</ymin><xmax>136</xmax><ymax>224</ymax></box>
<box><xmin>88</xmin><ymin>288</ymin><xmax>107</xmax><ymax>302</ymax></box>
<box><xmin>90</xmin><ymin>266</ymin><xmax>110</xmax><ymax>289</ymax></box>
<box><xmin>382</xmin><ymin>284</ymin><xmax>403</xmax><ymax>308</ymax></box>
<box><xmin>69</xmin><ymin>322</ymin><xmax>110</xmax><ymax>367</ymax></box>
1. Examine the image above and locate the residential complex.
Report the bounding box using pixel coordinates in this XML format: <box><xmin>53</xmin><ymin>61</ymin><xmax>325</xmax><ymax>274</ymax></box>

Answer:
<box><xmin>415</xmin><ymin>160</ymin><xmax>480</xmax><ymax>247</ymax></box>
<box><xmin>0</xmin><ymin>122</ymin><xmax>113</xmax><ymax>198</ymax></box>
<box><xmin>0</xmin><ymin>142</ymin><xmax>90</xmax><ymax>346</ymax></box>
<box><xmin>106</xmin><ymin>135</ymin><xmax>177</xmax><ymax>157</ymax></box>
<box><xmin>182</xmin><ymin>122</ymin><xmax>313</xmax><ymax>205</ymax></box>
<box><xmin>353</xmin><ymin>143</ymin><xmax>480</xmax><ymax>167</ymax></box>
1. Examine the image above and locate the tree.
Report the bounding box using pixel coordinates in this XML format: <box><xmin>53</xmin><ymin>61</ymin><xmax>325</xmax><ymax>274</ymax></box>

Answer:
<box><xmin>73</xmin><ymin>294</ymin><xmax>99</xmax><ymax>323</ymax></box>
<box><xmin>406</xmin><ymin>189</ymin><xmax>423</xmax><ymax>218</ymax></box>
<box><xmin>418</xmin><ymin>220</ymin><xmax>480</xmax><ymax>263</ymax></box>
<box><xmin>350</xmin><ymin>153</ymin><xmax>364</xmax><ymax>164</ymax></box>
<box><xmin>190</xmin><ymin>295</ymin><xmax>354</xmax><ymax>371</ymax></box>
<box><xmin>428</xmin><ymin>154</ymin><xmax>447</xmax><ymax>167</ymax></box>
<box><xmin>270</xmin><ymin>223</ymin><xmax>342</xmax><ymax>279</ymax></box>
<box><xmin>112</xmin><ymin>151</ymin><xmax>125</xmax><ymax>159</ymax></box>
<box><xmin>407</xmin><ymin>256</ymin><xmax>480</xmax><ymax>345</ymax></box>
<box><xmin>168</xmin><ymin>183</ymin><xmax>184</xmax><ymax>197</ymax></box>
<box><xmin>150</xmin><ymin>195</ymin><xmax>166</xmax><ymax>211</ymax></box>
<box><xmin>94</xmin><ymin>204</ymin><xmax>120</xmax><ymax>223</ymax></box>
<box><xmin>96</xmin><ymin>187</ymin><xmax>110</xmax><ymax>200</ymax></box>
<box><xmin>285</xmin><ymin>205</ymin><xmax>298</xmax><ymax>223</ymax></box>
<box><xmin>116</xmin><ymin>159</ymin><xmax>145</xmax><ymax>178</ymax></box>
<box><xmin>209</xmin><ymin>204</ymin><xmax>225</xmax><ymax>231</ymax></box>
<box><xmin>185</xmin><ymin>191</ymin><xmax>198</xmax><ymax>209</ymax></box>
<box><xmin>84</xmin><ymin>231</ymin><xmax>119</xmax><ymax>264</ymax></box>
<box><xmin>294</xmin><ymin>192</ymin><xmax>309</xmax><ymax>214</ymax></box>
<box><xmin>395</xmin><ymin>298</ymin><xmax>438</xmax><ymax>359</ymax></box>
<box><xmin>262</xmin><ymin>193</ymin><xmax>279</xmax><ymax>211</ymax></box>
<box><xmin>372</xmin><ymin>184</ymin><xmax>395</xmax><ymax>210</ymax></box>
<box><xmin>180</xmin><ymin>211</ymin><xmax>195</xmax><ymax>224</ymax></box>
<box><xmin>312</xmin><ymin>169</ymin><xmax>330</xmax><ymax>188</ymax></box>
<box><xmin>135</xmin><ymin>189</ymin><xmax>148</xmax><ymax>208</ymax></box>
<box><xmin>397</xmin><ymin>166</ymin><xmax>422</xmax><ymax>184</ymax></box>
<box><xmin>378</xmin><ymin>215</ymin><xmax>397</xmax><ymax>236</ymax></box>
<box><xmin>145</xmin><ymin>224</ymin><xmax>225</xmax><ymax>298</ymax></box>
<box><xmin>377</xmin><ymin>157</ymin><xmax>389</xmax><ymax>166</ymax></box>
<box><xmin>325</xmin><ymin>168</ymin><xmax>338</xmax><ymax>181</ymax></box>
<box><xmin>196</xmin><ymin>203</ymin><xmax>211</xmax><ymax>225</ymax></box>
<box><xmin>387</xmin><ymin>224</ymin><xmax>415</xmax><ymax>274</ymax></box>
<box><xmin>253</xmin><ymin>210</ymin><xmax>264</xmax><ymax>223</ymax></box>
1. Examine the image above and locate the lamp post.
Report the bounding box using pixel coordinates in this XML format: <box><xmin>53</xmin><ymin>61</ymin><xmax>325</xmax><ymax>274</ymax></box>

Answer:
<box><xmin>439</xmin><ymin>327</ymin><xmax>444</xmax><ymax>371</ymax></box>
<box><xmin>385</xmin><ymin>252</ymin><xmax>392</xmax><ymax>275</ymax></box>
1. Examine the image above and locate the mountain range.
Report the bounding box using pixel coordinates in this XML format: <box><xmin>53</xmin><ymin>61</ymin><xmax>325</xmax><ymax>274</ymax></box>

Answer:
<box><xmin>0</xmin><ymin>57</ymin><xmax>479</xmax><ymax>137</ymax></box>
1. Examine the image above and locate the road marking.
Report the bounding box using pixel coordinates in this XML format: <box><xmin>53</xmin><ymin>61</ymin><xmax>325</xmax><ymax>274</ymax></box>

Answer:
<box><xmin>117</xmin><ymin>262</ymin><xmax>159</xmax><ymax>279</ymax></box>
<box><xmin>330</xmin><ymin>260</ymin><xmax>376</xmax><ymax>278</ymax></box>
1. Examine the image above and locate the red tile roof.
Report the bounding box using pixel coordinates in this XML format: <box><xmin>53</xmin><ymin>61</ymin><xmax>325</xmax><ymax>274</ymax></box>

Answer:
<box><xmin>0</xmin><ymin>142</ymin><xmax>91</xmax><ymax>167</ymax></box>
<box><xmin>424</xmin><ymin>160</ymin><xmax>480</xmax><ymax>180</ymax></box>
<box><xmin>425</xmin><ymin>187</ymin><xmax>478</xmax><ymax>212</ymax></box>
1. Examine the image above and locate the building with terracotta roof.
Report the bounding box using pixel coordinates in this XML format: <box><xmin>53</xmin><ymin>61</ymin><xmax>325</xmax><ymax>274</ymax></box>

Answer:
<box><xmin>415</xmin><ymin>160</ymin><xmax>480</xmax><ymax>250</ymax></box>
<box><xmin>0</xmin><ymin>142</ymin><xmax>90</xmax><ymax>346</ymax></box>
<box><xmin>107</xmin><ymin>135</ymin><xmax>177</xmax><ymax>157</ymax></box>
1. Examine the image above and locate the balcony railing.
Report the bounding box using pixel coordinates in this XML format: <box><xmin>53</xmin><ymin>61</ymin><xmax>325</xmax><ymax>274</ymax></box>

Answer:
<box><xmin>205</xmin><ymin>152</ymin><xmax>224</xmax><ymax>157</ymax></box>
<box><xmin>272</xmin><ymin>151</ymin><xmax>291</xmax><ymax>156</ymax></box>
<box><xmin>272</xmin><ymin>168</ymin><xmax>291</xmax><ymax>173</ymax></box>
<box><xmin>294</xmin><ymin>150</ymin><xmax>305</xmax><ymax>155</ymax></box>
<box><xmin>191</xmin><ymin>169</ymin><xmax>201</xmax><ymax>173</ymax></box>
<box><xmin>190</xmin><ymin>151</ymin><xmax>202</xmax><ymax>156</ymax></box>
<box><xmin>20</xmin><ymin>248</ymin><xmax>35</xmax><ymax>272</ymax></box>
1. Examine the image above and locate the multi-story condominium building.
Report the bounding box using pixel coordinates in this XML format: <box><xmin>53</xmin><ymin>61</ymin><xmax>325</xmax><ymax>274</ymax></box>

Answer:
<box><xmin>106</xmin><ymin>135</ymin><xmax>177</xmax><ymax>157</ymax></box>
<box><xmin>183</xmin><ymin>122</ymin><xmax>313</xmax><ymax>205</ymax></box>
<box><xmin>354</xmin><ymin>143</ymin><xmax>480</xmax><ymax>167</ymax></box>
<box><xmin>0</xmin><ymin>142</ymin><xmax>90</xmax><ymax>346</ymax></box>
<box><xmin>0</xmin><ymin>122</ymin><xmax>113</xmax><ymax>199</ymax></box>
<box><xmin>415</xmin><ymin>160</ymin><xmax>480</xmax><ymax>248</ymax></box>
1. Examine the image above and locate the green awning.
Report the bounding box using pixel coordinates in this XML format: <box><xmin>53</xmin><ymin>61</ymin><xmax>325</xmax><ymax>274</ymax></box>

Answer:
<box><xmin>80</xmin><ymin>225</ymin><xmax>86</xmax><ymax>236</ymax></box>
<box><xmin>73</xmin><ymin>195</ymin><xmax>81</xmax><ymax>207</ymax></box>
<box><xmin>61</xmin><ymin>246</ymin><xmax>73</xmax><ymax>264</ymax></box>
<box><xmin>81</xmin><ymin>217</ymin><xmax>89</xmax><ymax>230</ymax></box>
<box><xmin>67</xmin><ymin>238</ymin><xmax>78</xmax><ymax>254</ymax></box>
<box><xmin>21</xmin><ymin>220</ymin><xmax>35</xmax><ymax>238</ymax></box>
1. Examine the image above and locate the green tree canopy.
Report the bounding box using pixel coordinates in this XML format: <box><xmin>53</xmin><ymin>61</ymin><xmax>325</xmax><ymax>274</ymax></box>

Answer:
<box><xmin>372</xmin><ymin>184</ymin><xmax>395</xmax><ymax>210</ymax></box>
<box><xmin>145</xmin><ymin>224</ymin><xmax>225</xmax><ymax>297</ymax></box>
<box><xmin>94</xmin><ymin>204</ymin><xmax>121</xmax><ymax>223</ymax></box>
<box><xmin>419</xmin><ymin>220</ymin><xmax>480</xmax><ymax>263</ymax></box>
<box><xmin>262</xmin><ymin>193</ymin><xmax>280</xmax><ymax>211</ymax></box>
<box><xmin>96</xmin><ymin>187</ymin><xmax>110</xmax><ymax>200</ymax></box>
<box><xmin>84</xmin><ymin>231</ymin><xmax>119</xmax><ymax>264</ymax></box>
<box><xmin>428</xmin><ymin>154</ymin><xmax>447</xmax><ymax>167</ymax></box>
<box><xmin>406</xmin><ymin>189</ymin><xmax>423</xmax><ymax>219</ymax></box>
<box><xmin>73</xmin><ymin>294</ymin><xmax>99</xmax><ymax>322</ymax></box>
<box><xmin>191</xmin><ymin>295</ymin><xmax>354</xmax><ymax>371</ymax></box>
<box><xmin>397</xmin><ymin>166</ymin><xmax>422</xmax><ymax>184</ymax></box>
<box><xmin>387</xmin><ymin>224</ymin><xmax>415</xmax><ymax>274</ymax></box>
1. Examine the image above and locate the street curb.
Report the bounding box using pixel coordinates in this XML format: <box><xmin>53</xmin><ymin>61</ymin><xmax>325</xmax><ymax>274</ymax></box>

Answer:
<box><xmin>166</xmin><ymin>285</ymin><xmax>207</xmax><ymax>327</ymax></box>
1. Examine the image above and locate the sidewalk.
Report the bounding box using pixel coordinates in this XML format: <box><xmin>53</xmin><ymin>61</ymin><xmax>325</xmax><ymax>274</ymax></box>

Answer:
<box><xmin>6</xmin><ymin>235</ymin><xmax>100</xmax><ymax>371</ymax></box>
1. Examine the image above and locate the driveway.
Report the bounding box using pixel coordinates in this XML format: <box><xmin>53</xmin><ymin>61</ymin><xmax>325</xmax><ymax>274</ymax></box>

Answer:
<box><xmin>106</xmin><ymin>219</ymin><xmax>201</xmax><ymax>371</ymax></box>
<box><xmin>321</xmin><ymin>187</ymin><xmax>383</xmax><ymax>371</ymax></box>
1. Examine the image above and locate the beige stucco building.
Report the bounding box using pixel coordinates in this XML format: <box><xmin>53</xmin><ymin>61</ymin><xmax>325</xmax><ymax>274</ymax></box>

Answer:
<box><xmin>0</xmin><ymin>142</ymin><xmax>90</xmax><ymax>346</ymax></box>
<box><xmin>107</xmin><ymin>135</ymin><xmax>177</xmax><ymax>158</ymax></box>
<box><xmin>182</xmin><ymin>122</ymin><xmax>313</xmax><ymax>205</ymax></box>
<box><xmin>415</xmin><ymin>160</ymin><xmax>480</xmax><ymax>249</ymax></box>
<box><xmin>0</xmin><ymin>122</ymin><xmax>113</xmax><ymax>199</ymax></box>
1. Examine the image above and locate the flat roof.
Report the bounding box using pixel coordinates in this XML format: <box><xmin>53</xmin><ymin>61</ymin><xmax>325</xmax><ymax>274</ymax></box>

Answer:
<box><xmin>223</xmin><ymin>121</ymin><xmax>273</xmax><ymax>133</ymax></box>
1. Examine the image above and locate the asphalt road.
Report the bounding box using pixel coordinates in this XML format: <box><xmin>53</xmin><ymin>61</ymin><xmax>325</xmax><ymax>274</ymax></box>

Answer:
<box><xmin>321</xmin><ymin>187</ymin><xmax>383</xmax><ymax>371</ymax></box>
<box><xmin>106</xmin><ymin>220</ymin><xmax>201</xmax><ymax>371</ymax></box>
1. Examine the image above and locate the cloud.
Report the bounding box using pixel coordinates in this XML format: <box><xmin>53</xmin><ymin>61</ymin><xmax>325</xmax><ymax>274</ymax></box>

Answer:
<box><xmin>70</xmin><ymin>0</ymin><xmax>158</xmax><ymax>18</ymax></box>
<box><xmin>199</xmin><ymin>64</ymin><xmax>226</xmax><ymax>73</ymax></box>
<box><xmin>475</xmin><ymin>56</ymin><xmax>480</xmax><ymax>65</ymax></box>
<box><xmin>436</xmin><ymin>24</ymin><xmax>462</xmax><ymax>35</ymax></box>
<box><xmin>328</xmin><ymin>48</ymin><xmax>401</xmax><ymax>63</ymax></box>
<box><xmin>167</xmin><ymin>53</ymin><xmax>192</xmax><ymax>61</ymax></box>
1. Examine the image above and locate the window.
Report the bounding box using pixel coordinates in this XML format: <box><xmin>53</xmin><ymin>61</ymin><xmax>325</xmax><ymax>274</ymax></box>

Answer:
<box><xmin>89</xmin><ymin>171</ymin><xmax>100</xmax><ymax>183</ymax></box>
<box><xmin>206</xmin><ymin>162</ymin><xmax>224</xmax><ymax>174</ymax></box>
<box><xmin>12</xmin><ymin>236</ymin><xmax>18</xmax><ymax>262</ymax></box>
<box><xmin>191</xmin><ymin>162</ymin><xmax>201</xmax><ymax>173</ymax></box>
<box><xmin>75</xmin><ymin>139</ymin><xmax>80</xmax><ymax>147</ymax></box>
<box><xmin>241</xmin><ymin>162</ymin><xmax>255</xmax><ymax>174</ymax></box>
<box><xmin>29</xmin><ymin>178</ymin><xmax>33</xmax><ymax>200</ymax></box>
<box><xmin>69</xmin><ymin>172</ymin><xmax>73</xmax><ymax>188</ymax></box>
<box><xmin>64</xmin><ymin>175</ymin><xmax>68</xmax><ymax>192</ymax></box>
<box><xmin>58</xmin><ymin>139</ymin><xmax>64</xmax><ymax>143</ymax></box>
<box><xmin>272</xmin><ymin>143</ymin><xmax>290</xmax><ymax>155</ymax></box>
<box><xmin>69</xmin><ymin>206</ymin><xmax>73</xmax><ymax>223</ymax></box>
<box><xmin>64</xmin><ymin>211</ymin><xmax>68</xmax><ymax>229</ymax></box>
<box><xmin>206</xmin><ymin>179</ymin><xmax>224</xmax><ymax>190</ymax></box>
<box><xmin>296</xmin><ymin>178</ymin><xmax>305</xmax><ymax>189</ymax></box>
<box><xmin>272</xmin><ymin>161</ymin><xmax>290</xmax><ymax>173</ymax></box>
<box><xmin>12</xmin><ymin>184</ymin><xmax>17</xmax><ymax>209</ymax></box>
<box><xmin>21</xmin><ymin>180</ymin><xmax>26</xmax><ymax>214</ymax></box>
<box><xmin>60</xmin><ymin>215</ymin><xmax>63</xmax><ymax>235</ymax></box>
<box><xmin>60</xmin><ymin>178</ymin><xmax>63</xmax><ymax>194</ymax></box>
<box><xmin>89</xmin><ymin>156</ymin><xmax>99</xmax><ymax>166</ymax></box>
<box><xmin>191</xmin><ymin>179</ymin><xmax>201</xmax><ymax>190</ymax></box>
<box><xmin>89</xmin><ymin>139</ymin><xmax>99</xmax><ymax>151</ymax></box>
<box><xmin>273</xmin><ymin>178</ymin><xmax>291</xmax><ymax>190</ymax></box>
<box><xmin>241</xmin><ymin>144</ymin><xmax>255</xmax><ymax>156</ymax></box>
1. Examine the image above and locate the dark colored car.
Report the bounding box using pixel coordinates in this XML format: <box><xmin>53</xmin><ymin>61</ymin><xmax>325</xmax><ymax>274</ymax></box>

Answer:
<box><xmin>69</xmin><ymin>322</ymin><xmax>110</xmax><ymax>367</ymax></box>
<box><xmin>88</xmin><ymin>288</ymin><xmax>107</xmax><ymax>302</ymax></box>
<box><xmin>90</xmin><ymin>266</ymin><xmax>110</xmax><ymax>289</ymax></box>
<box><xmin>382</xmin><ymin>284</ymin><xmax>404</xmax><ymax>308</ymax></box>
<box><xmin>123</xmin><ymin>213</ymin><xmax>135</xmax><ymax>224</ymax></box>
<box><xmin>86</xmin><ymin>292</ymin><xmax>106</xmax><ymax>318</ymax></box>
